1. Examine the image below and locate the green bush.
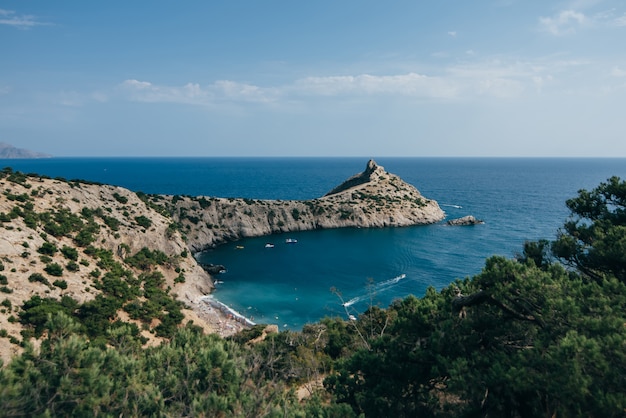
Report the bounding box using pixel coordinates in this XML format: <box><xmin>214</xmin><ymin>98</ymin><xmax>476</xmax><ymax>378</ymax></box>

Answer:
<box><xmin>19</xmin><ymin>295</ymin><xmax>77</xmax><ymax>337</ymax></box>
<box><xmin>125</xmin><ymin>247</ymin><xmax>169</xmax><ymax>270</ymax></box>
<box><xmin>61</xmin><ymin>245</ymin><xmax>79</xmax><ymax>261</ymax></box>
<box><xmin>134</xmin><ymin>215</ymin><xmax>152</xmax><ymax>229</ymax></box>
<box><xmin>44</xmin><ymin>263</ymin><xmax>64</xmax><ymax>277</ymax></box>
<box><xmin>37</xmin><ymin>242</ymin><xmax>58</xmax><ymax>256</ymax></box>
<box><xmin>28</xmin><ymin>273</ymin><xmax>50</xmax><ymax>285</ymax></box>
<box><xmin>53</xmin><ymin>279</ymin><xmax>68</xmax><ymax>289</ymax></box>
<box><xmin>102</xmin><ymin>215</ymin><xmax>120</xmax><ymax>231</ymax></box>
<box><xmin>66</xmin><ymin>261</ymin><xmax>80</xmax><ymax>272</ymax></box>
<box><xmin>113</xmin><ymin>192</ymin><xmax>128</xmax><ymax>204</ymax></box>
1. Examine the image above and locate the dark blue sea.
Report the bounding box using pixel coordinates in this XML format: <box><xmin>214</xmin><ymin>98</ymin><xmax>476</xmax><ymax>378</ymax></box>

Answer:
<box><xmin>3</xmin><ymin>157</ymin><xmax>625</xmax><ymax>329</ymax></box>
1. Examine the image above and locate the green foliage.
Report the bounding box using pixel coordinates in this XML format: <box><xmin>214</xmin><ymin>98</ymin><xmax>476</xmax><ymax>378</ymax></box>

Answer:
<box><xmin>125</xmin><ymin>247</ymin><xmax>169</xmax><ymax>270</ymax></box>
<box><xmin>101</xmin><ymin>215</ymin><xmax>120</xmax><ymax>230</ymax></box>
<box><xmin>53</xmin><ymin>279</ymin><xmax>68</xmax><ymax>289</ymax></box>
<box><xmin>60</xmin><ymin>245</ymin><xmax>78</xmax><ymax>261</ymax></box>
<box><xmin>37</xmin><ymin>242</ymin><xmax>58</xmax><ymax>256</ymax></box>
<box><xmin>44</xmin><ymin>263</ymin><xmax>64</xmax><ymax>277</ymax></box>
<box><xmin>0</xmin><ymin>317</ymin><xmax>320</xmax><ymax>417</ymax></box>
<box><xmin>134</xmin><ymin>215</ymin><xmax>152</xmax><ymax>229</ymax></box>
<box><xmin>28</xmin><ymin>273</ymin><xmax>50</xmax><ymax>286</ymax></box>
<box><xmin>73</xmin><ymin>220</ymin><xmax>99</xmax><ymax>247</ymax></box>
<box><xmin>552</xmin><ymin>176</ymin><xmax>626</xmax><ymax>282</ymax></box>
<box><xmin>19</xmin><ymin>295</ymin><xmax>78</xmax><ymax>337</ymax></box>
<box><xmin>41</xmin><ymin>208</ymin><xmax>84</xmax><ymax>237</ymax></box>
<box><xmin>112</xmin><ymin>192</ymin><xmax>128</xmax><ymax>204</ymax></box>
<box><xmin>66</xmin><ymin>261</ymin><xmax>79</xmax><ymax>272</ymax></box>
<box><xmin>78</xmin><ymin>295</ymin><xmax>124</xmax><ymax>339</ymax></box>
<box><xmin>197</xmin><ymin>196</ymin><xmax>211</xmax><ymax>208</ymax></box>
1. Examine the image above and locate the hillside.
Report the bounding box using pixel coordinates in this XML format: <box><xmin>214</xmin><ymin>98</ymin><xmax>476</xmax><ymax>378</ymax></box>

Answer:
<box><xmin>0</xmin><ymin>142</ymin><xmax>52</xmax><ymax>159</ymax></box>
<box><xmin>0</xmin><ymin>160</ymin><xmax>444</xmax><ymax>364</ymax></box>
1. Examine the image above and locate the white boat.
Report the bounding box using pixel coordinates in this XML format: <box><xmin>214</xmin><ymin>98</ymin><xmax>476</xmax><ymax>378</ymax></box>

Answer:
<box><xmin>265</xmin><ymin>243</ymin><xmax>275</xmax><ymax>248</ymax></box>
<box><xmin>285</xmin><ymin>238</ymin><xmax>298</xmax><ymax>244</ymax></box>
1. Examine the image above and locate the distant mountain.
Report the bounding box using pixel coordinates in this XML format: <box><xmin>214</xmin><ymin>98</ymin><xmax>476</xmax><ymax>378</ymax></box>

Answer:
<box><xmin>0</xmin><ymin>142</ymin><xmax>52</xmax><ymax>159</ymax></box>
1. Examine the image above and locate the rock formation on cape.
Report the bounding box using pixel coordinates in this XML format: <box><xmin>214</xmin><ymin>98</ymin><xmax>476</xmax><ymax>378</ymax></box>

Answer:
<box><xmin>169</xmin><ymin>159</ymin><xmax>445</xmax><ymax>252</ymax></box>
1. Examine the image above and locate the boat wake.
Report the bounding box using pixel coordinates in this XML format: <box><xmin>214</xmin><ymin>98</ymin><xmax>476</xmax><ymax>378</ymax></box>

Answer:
<box><xmin>342</xmin><ymin>274</ymin><xmax>407</xmax><ymax>307</ymax></box>
<box><xmin>441</xmin><ymin>203</ymin><xmax>463</xmax><ymax>209</ymax></box>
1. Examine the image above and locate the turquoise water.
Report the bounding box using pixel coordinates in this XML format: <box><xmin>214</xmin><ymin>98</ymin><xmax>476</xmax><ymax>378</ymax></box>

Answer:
<box><xmin>4</xmin><ymin>157</ymin><xmax>626</xmax><ymax>329</ymax></box>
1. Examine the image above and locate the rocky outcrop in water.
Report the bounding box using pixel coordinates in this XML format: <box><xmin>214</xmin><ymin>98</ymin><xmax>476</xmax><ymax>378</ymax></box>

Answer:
<box><xmin>169</xmin><ymin>159</ymin><xmax>446</xmax><ymax>252</ymax></box>
<box><xmin>446</xmin><ymin>215</ymin><xmax>484</xmax><ymax>226</ymax></box>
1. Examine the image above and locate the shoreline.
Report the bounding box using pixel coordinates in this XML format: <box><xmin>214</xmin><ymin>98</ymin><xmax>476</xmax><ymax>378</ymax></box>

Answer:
<box><xmin>201</xmin><ymin>295</ymin><xmax>257</xmax><ymax>327</ymax></box>
<box><xmin>186</xmin><ymin>291</ymin><xmax>257</xmax><ymax>338</ymax></box>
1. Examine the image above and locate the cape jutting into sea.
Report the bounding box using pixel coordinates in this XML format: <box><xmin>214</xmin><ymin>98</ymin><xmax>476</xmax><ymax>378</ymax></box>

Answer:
<box><xmin>3</xmin><ymin>157</ymin><xmax>625</xmax><ymax>329</ymax></box>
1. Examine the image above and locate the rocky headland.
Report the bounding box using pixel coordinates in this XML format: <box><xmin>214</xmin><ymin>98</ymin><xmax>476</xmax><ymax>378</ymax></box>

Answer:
<box><xmin>0</xmin><ymin>160</ymin><xmax>444</xmax><ymax>363</ymax></box>
<box><xmin>169</xmin><ymin>160</ymin><xmax>445</xmax><ymax>252</ymax></box>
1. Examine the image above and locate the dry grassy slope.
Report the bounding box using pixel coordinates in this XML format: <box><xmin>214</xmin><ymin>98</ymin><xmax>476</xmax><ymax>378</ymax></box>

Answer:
<box><xmin>170</xmin><ymin>160</ymin><xmax>446</xmax><ymax>251</ymax></box>
<box><xmin>0</xmin><ymin>173</ymin><xmax>214</xmax><ymax>364</ymax></box>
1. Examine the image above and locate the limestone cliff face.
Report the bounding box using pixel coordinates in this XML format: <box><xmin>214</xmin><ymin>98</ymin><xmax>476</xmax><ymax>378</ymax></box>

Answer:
<box><xmin>170</xmin><ymin>160</ymin><xmax>445</xmax><ymax>252</ymax></box>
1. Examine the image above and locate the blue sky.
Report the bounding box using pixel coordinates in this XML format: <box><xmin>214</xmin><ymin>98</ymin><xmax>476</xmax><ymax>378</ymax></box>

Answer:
<box><xmin>1</xmin><ymin>1</ymin><xmax>625</xmax><ymax>157</ymax></box>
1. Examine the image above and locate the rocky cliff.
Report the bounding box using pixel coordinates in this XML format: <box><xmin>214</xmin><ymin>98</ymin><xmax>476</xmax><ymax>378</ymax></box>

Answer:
<box><xmin>0</xmin><ymin>169</ymin><xmax>214</xmax><ymax>363</ymax></box>
<box><xmin>169</xmin><ymin>160</ymin><xmax>445</xmax><ymax>252</ymax></box>
<box><xmin>0</xmin><ymin>160</ymin><xmax>443</xmax><ymax>364</ymax></box>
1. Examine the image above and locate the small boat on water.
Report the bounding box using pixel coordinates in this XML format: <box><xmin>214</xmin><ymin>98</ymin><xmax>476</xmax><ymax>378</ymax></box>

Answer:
<box><xmin>285</xmin><ymin>238</ymin><xmax>298</xmax><ymax>244</ymax></box>
<box><xmin>265</xmin><ymin>243</ymin><xmax>275</xmax><ymax>248</ymax></box>
<box><xmin>236</xmin><ymin>245</ymin><xmax>244</xmax><ymax>249</ymax></box>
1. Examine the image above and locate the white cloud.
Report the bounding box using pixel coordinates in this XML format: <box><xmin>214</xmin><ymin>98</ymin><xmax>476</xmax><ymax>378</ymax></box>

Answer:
<box><xmin>0</xmin><ymin>8</ymin><xmax>48</xmax><ymax>29</ymax></box>
<box><xmin>119</xmin><ymin>79</ymin><xmax>277</xmax><ymax>105</ymax></box>
<box><xmin>539</xmin><ymin>5</ymin><xmax>626</xmax><ymax>33</ymax></box>
<box><xmin>539</xmin><ymin>10</ymin><xmax>587</xmax><ymax>35</ymax></box>
<box><xmin>613</xmin><ymin>12</ymin><xmax>626</xmax><ymax>26</ymax></box>
<box><xmin>611</xmin><ymin>66</ymin><xmax>626</xmax><ymax>77</ymax></box>
<box><xmin>292</xmin><ymin>73</ymin><xmax>457</xmax><ymax>99</ymax></box>
<box><xmin>115</xmin><ymin>56</ymin><xmax>597</xmax><ymax>108</ymax></box>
